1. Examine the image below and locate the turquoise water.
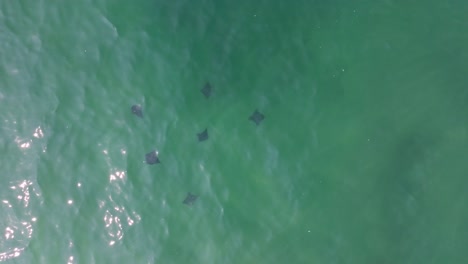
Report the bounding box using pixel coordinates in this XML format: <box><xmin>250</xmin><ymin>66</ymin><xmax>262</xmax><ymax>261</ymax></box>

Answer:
<box><xmin>1</xmin><ymin>0</ymin><xmax>467</xmax><ymax>263</ymax></box>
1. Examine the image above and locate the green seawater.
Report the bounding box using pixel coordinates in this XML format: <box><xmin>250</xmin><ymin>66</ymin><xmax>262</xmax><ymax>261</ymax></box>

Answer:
<box><xmin>1</xmin><ymin>0</ymin><xmax>467</xmax><ymax>263</ymax></box>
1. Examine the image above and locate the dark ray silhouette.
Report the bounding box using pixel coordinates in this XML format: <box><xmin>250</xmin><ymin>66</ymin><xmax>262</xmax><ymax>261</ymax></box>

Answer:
<box><xmin>201</xmin><ymin>82</ymin><xmax>212</xmax><ymax>98</ymax></box>
<box><xmin>131</xmin><ymin>105</ymin><xmax>143</xmax><ymax>118</ymax></box>
<box><xmin>145</xmin><ymin>150</ymin><xmax>160</xmax><ymax>165</ymax></box>
<box><xmin>183</xmin><ymin>192</ymin><xmax>198</xmax><ymax>205</ymax></box>
<box><xmin>249</xmin><ymin>109</ymin><xmax>265</xmax><ymax>125</ymax></box>
<box><xmin>197</xmin><ymin>128</ymin><xmax>208</xmax><ymax>142</ymax></box>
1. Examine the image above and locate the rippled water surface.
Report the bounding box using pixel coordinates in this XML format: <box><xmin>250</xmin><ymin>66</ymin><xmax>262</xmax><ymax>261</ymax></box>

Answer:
<box><xmin>1</xmin><ymin>0</ymin><xmax>467</xmax><ymax>263</ymax></box>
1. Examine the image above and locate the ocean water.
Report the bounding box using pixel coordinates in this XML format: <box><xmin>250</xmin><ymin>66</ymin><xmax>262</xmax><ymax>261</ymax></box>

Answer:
<box><xmin>1</xmin><ymin>0</ymin><xmax>467</xmax><ymax>263</ymax></box>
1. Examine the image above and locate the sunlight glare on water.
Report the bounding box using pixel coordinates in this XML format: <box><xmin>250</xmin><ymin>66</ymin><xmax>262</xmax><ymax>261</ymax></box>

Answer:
<box><xmin>0</xmin><ymin>180</ymin><xmax>39</xmax><ymax>261</ymax></box>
